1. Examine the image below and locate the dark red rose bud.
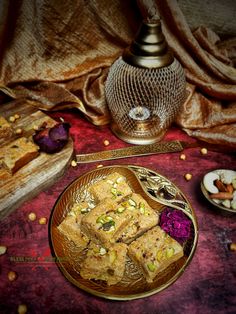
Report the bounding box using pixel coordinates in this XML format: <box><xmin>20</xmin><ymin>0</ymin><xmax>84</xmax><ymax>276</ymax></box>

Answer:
<box><xmin>33</xmin><ymin>122</ymin><xmax>70</xmax><ymax>154</ymax></box>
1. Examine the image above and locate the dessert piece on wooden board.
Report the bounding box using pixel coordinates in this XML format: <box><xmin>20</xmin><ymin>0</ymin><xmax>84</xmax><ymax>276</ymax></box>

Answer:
<box><xmin>0</xmin><ymin>137</ymin><xmax>39</xmax><ymax>174</ymax></box>
<box><xmin>0</xmin><ymin>100</ymin><xmax>74</xmax><ymax>220</ymax></box>
<box><xmin>0</xmin><ymin>101</ymin><xmax>56</xmax><ymax>146</ymax></box>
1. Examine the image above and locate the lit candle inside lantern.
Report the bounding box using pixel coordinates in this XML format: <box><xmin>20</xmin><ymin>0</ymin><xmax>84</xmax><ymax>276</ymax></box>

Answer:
<box><xmin>128</xmin><ymin>106</ymin><xmax>151</xmax><ymax>121</ymax></box>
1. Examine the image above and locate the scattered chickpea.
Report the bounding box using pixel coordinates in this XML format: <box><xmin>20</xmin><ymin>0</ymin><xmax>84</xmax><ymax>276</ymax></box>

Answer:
<box><xmin>229</xmin><ymin>243</ymin><xmax>236</xmax><ymax>251</ymax></box>
<box><xmin>28</xmin><ymin>212</ymin><xmax>36</xmax><ymax>221</ymax></box>
<box><xmin>179</xmin><ymin>154</ymin><xmax>186</xmax><ymax>160</ymax></box>
<box><xmin>39</xmin><ymin>217</ymin><xmax>47</xmax><ymax>225</ymax></box>
<box><xmin>8</xmin><ymin>270</ymin><xmax>17</xmax><ymax>281</ymax></box>
<box><xmin>15</xmin><ymin>128</ymin><xmax>23</xmax><ymax>135</ymax></box>
<box><xmin>9</xmin><ymin>116</ymin><xmax>16</xmax><ymax>123</ymax></box>
<box><xmin>200</xmin><ymin>148</ymin><xmax>208</xmax><ymax>155</ymax></box>
<box><xmin>71</xmin><ymin>160</ymin><xmax>77</xmax><ymax>167</ymax></box>
<box><xmin>184</xmin><ymin>173</ymin><xmax>192</xmax><ymax>181</ymax></box>
<box><xmin>0</xmin><ymin>245</ymin><xmax>7</xmax><ymax>255</ymax></box>
<box><xmin>18</xmin><ymin>304</ymin><xmax>27</xmax><ymax>314</ymax></box>
<box><xmin>97</xmin><ymin>164</ymin><xmax>103</xmax><ymax>168</ymax></box>
<box><xmin>103</xmin><ymin>140</ymin><xmax>110</xmax><ymax>146</ymax></box>
<box><xmin>14</xmin><ymin>114</ymin><xmax>20</xmax><ymax>120</ymax></box>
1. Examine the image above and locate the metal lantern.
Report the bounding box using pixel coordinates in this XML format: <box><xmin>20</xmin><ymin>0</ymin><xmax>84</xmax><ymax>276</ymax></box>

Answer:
<box><xmin>105</xmin><ymin>18</ymin><xmax>186</xmax><ymax>144</ymax></box>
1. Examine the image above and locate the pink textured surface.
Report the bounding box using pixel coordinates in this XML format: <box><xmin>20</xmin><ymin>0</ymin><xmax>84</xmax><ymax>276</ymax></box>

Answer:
<box><xmin>0</xmin><ymin>109</ymin><xmax>235</xmax><ymax>314</ymax></box>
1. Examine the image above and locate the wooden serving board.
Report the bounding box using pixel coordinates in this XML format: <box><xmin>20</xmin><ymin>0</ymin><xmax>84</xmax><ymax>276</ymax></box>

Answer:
<box><xmin>0</xmin><ymin>100</ymin><xmax>74</xmax><ymax>220</ymax></box>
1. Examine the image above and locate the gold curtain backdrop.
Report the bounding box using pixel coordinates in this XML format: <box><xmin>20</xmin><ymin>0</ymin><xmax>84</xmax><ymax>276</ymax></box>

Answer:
<box><xmin>0</xmin><ymin>0</ymin><xmax>236</xmax><ymax>147</ymax></box>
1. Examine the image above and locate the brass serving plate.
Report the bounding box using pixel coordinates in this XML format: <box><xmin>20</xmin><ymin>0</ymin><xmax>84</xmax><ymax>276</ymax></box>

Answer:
<box><xmin>50</xmin><ymin>165</ymin><xmax>198</xmax><ymax>300</ymax></box>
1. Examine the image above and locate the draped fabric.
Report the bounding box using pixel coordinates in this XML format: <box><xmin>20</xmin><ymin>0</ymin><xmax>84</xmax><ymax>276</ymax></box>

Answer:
<box><xmin>0</xmin><ymin>0</ymin><xmax>236</xmax><ymax>147</ymax></box>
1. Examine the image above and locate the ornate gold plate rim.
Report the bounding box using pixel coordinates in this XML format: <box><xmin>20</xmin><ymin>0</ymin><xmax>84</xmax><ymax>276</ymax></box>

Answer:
<box><xmin>49</xmin><ymin>165</ymin><xmax>198</xmax><ymax>300</ymax></box>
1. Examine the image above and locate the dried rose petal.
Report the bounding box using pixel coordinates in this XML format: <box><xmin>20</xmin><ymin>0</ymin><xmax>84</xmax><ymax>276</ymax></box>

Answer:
<box><xmin>160</xmin><ymin>208</ymin><xmax>192</xmax><ymax>244</ymax></box>
<box><xmin>33</xmin><ymin>122</ymin><xmax>70</xmax><ymax>154</ymax></box>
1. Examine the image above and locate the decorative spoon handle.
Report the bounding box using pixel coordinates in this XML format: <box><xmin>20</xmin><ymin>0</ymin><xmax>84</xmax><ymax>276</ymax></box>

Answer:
<box><xmin>76</xmin><ymin>140</ymin><xmax>185</xmax><ymax>163</ymax></box>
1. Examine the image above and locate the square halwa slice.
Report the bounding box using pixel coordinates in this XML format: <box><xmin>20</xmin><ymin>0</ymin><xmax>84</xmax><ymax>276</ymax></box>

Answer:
<box><xmin>118</xmin><ymin>193</ymin><xmax>159</xmax><ymax>243</ymax></box>
<box><xmin>57</xmin><ymin>202</ymin><xmax>91</xmax><ymax>251</ymax></box>
<box><xmin>89</xmin><ymin>172</ymin><xmax>132</xmax><ymax>202</ymax></box>
<box><xmin>0</xmin><ymin>137</ymin><xmax>39</xmax><ymax>174</ymax></box>
<box><xmin>80</xmin><ymin>242</ymin><xmax>128</xmax><ymax>285</ymax></box>
<box><xmin>128</xmin><ymin>226</ymin><xmax>184</xmax><ymax>283</ymax></box>
<box><xmin>80</xmin><ymin>198</ymin><xmax>133</xmax><ymax>246</ymax></box>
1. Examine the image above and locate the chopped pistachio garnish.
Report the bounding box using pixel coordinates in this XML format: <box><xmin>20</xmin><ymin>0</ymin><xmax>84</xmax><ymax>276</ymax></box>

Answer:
<box><xmin>116</xmin><ymin>177</ymin><xmax>124</xmax><ymax>183</ymax></box>
<box><xmin>109</xmin><ymin>250</ymin><xmax>117</xmax><ymax>263</ymax></box>
<box><xmin>99</xmin><ymin>247</ymin><xmax>107</xmax><ymax>255</ymax></box>
<box><xmin>147</xmin><ymin>262</ymin><xmax>156</xmax><ymax>272</ymax></box>
<box><xmin>96</xmin><ymin>215</ymin><xmax>115</xmax><ymax>231</ymax></box>
<box><xmin>96</xmin><ymin>215</ymin><xmax>106</xmax><ymax>224</ymax></box>
<box><xmin>139</xmin><ymin>203</ymin><xmax>146</xmax><ymax>214</ymax></box>
<box><xmin>116</xmin><ymin>206</ymin><xmax>126</xmax><ymax>213</ymax></box>
<box><xmin>127</xmin><ymin>205</ymin><xmax>135</xmax><ymax>211</ymax></box>
<box><xmin>102</xmin><ymin>220</ymin><xmax>115</xmax><ymax>231</ymax></box>
<box><xmin>104</xmin><ymin>215</ymin><xmax>113</xmax><ymax>222</ymax></box>
<box><xmin>128</xmin><ymin>199</ymin><xmax>136</xmax><ymax>207</ymax></box>
<box><xmin>166</xmin><ymin>247</ymin><xmax>175</xmax><ymax>258</ymax></box>
<box><xmin>92</xmin><ymin>246</ymin><xmax>100</xmax><ymax>254</ymax></box>
<box><xmin>111</xmin><ymin>187</ymin><xmax>117</xmax><ymax>195</ymax></box>
<box><xmin>156</xmin><ymin>250</ymin><xmax>163</xmax><ymax>262</ymax></box>
<box><xmin>106</xmin><ymin>179</ymin><xmax>114</xmax><ymax>185</ymax></box>
<box><xmin>69</xmin><ymin>204</ymin><xmax>90</xmax><ymax>216</ymax></box>
<box><xmin>70</xmin><ymin>203</ymin><xmax>86</xmax><ymax>216</ymax></box>
<box><xmin>80</xmin><ymin>207</ymin><xmax>90</xmax><ymax>214</ymax></box>
<box><xmin>139</xmin><ymin>203</ymin><xmax>145</xmax><ymax>210</ymax></box>
<box><xmin>111</xmin><ymin>187</ymin><xmax>122</xmax><ymax>198</ymax></box>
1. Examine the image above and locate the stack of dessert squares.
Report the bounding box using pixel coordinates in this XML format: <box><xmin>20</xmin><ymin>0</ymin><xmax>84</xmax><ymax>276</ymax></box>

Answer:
<box><xmin>58</xmin><ymin>172</ymin><xmax>184</xmax><ymax>285</ymax></box>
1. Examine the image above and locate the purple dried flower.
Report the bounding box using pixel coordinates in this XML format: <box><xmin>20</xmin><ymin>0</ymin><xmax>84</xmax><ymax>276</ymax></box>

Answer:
<box><xmin>33</xmin><ymin>122</ymin><xmax>70</xmax><ymax>154</ymax></box>
<box><xmin>160</xmin><ymin>208</ymin><xmax>192</xmax><ymax>244</ymax></box>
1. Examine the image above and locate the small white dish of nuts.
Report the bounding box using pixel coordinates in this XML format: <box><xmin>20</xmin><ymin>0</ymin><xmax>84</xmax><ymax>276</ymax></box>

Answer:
<box><xmin>201</xmin><ymin>169</ymin><xmax>236</xmax><ymax>213</ymax></box>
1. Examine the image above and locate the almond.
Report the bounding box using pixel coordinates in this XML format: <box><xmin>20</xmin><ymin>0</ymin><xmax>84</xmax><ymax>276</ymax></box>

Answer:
<box><xmin>209</xmin><ymin>192</ymin><xmax>233</xmax><ymax>200</ymax></box>
<box><xmin>226</xmin><ymin>184</ymin><xmax>234</xmax><ymax>194</ymax></box>
<box><xmin>215</xmin><ymin>180</ymin><xmax>228</xmax><ymax>192</ymax></box>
